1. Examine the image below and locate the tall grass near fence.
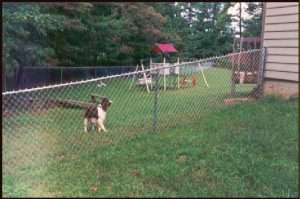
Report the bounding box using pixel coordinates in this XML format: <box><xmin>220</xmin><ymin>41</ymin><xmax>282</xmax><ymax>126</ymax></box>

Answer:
<box><xmin>2</xmin><ymin>49</ymin><xmax>266</xmax><ymax>197</ymax></box>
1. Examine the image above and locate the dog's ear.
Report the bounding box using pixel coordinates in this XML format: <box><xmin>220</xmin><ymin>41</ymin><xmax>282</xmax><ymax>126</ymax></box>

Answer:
<box><xmin>101</xmin><ymin>98</ymin><xmax>112</xmax><ymax>107</ymax></box>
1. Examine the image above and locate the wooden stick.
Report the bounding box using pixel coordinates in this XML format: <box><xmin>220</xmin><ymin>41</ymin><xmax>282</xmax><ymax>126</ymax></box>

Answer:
<box><xmin>90</xmin><ymin>93</ymin><xmax>108</xmax><ymax>102</ymax></box>
<box><xmin>44</xmin><ymin>99</ymin><xmax>96</xmax><ymax>109</ymax></box>
<box><xmin>141</xmin><ymin>63</ymin><xmax>150</xmax><ymax>93</ymax></box>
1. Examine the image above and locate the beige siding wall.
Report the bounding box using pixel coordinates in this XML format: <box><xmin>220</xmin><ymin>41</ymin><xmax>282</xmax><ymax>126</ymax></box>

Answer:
<box><xmin>262</xmin><ymin>2</ymin><xmax>299</xmax><ymax>98</ymax></box>
<box><xmin>264</xmin><ymin>80</ymin><xmax>298</xmax><ymax>99</ymax></box>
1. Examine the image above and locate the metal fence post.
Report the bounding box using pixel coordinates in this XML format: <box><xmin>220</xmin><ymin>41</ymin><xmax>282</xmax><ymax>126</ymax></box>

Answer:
<box><xmin>258</xmin><ymin>47</ymin><xmax>267</xmax><ymax>98</ymax></box>
<box><xmin>230</xmin><ymin>59</ymin><xmax>236</xmax><ymax>98</ymax></box>
<box><xmin>152</xmin><ymin>70</ymin><xmax>160</xmax><ymax>134</ymax></box>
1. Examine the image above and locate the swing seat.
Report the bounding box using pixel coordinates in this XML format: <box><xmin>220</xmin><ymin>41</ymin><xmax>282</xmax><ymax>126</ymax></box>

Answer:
<box><xmin>233</xmin><ymin>71</ymin><xmax>258</xmax><ymax>84</ymax></box>
<box><xmin>138</xmin><ymin>77</ymin><xmax>153</xmax><ymax>85</ymax></box>
<box><xmin>181</xmin><ymin>76</ymin><xmax>196</xmax><ymax>88</ymax></box>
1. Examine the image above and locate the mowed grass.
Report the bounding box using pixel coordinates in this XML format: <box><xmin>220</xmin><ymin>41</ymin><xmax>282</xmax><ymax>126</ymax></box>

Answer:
<box><xmin>3</xmin><ymin>67</ymin><xmax>248</xmax><ymax>147</ymax></box>
<box><xmin>3</xmin><ymin>97</ymin><xmax>298</xmax><ymax>197</ymax></box>
<box><xmin>3</xmin><ymin>68</ymin><xmax>297</xmax><ymax>197</ymax></box>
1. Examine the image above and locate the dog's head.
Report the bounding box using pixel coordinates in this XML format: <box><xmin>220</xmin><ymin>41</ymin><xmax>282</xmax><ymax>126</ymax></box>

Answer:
<box><xmin>100</xmin><ymin>97</ymin><xmax>113</xmax><ymax>111</ymax></box>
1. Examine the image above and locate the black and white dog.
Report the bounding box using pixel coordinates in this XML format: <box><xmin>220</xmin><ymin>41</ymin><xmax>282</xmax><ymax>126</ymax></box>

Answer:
<box><xmin>84</xmin><ymin>97</ymin><xmax>112</xmax><ymax>133</ymax></box>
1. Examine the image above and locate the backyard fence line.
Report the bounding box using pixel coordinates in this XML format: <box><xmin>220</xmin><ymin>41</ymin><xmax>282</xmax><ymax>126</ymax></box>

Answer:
<box><xmin>2</xmin><ymin>48</ymin><xmax>266</xmax><ymax>137</ymax></box>
<box><xmin>14</xmin><ymin>66</ymin><xmax>136</xmax><ymax>69</ymax></box>
<box><xmin>4</xmin><ymin>65</ymin><xmax>136</xmax><ymax>93</ymax></box>
<box><xmin>2</xmin><ymin>48</ymin><xmax>264</xmax><ymax>96</ymax></box>
<box><xmin>3</xmin><ymin>49</ymin><xmax>266</xmax><ymax>191</ymax></box>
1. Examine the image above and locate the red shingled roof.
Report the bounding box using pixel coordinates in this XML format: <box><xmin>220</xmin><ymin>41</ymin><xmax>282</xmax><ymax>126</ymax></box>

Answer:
<box><xmin>153</xmin><ymin>43</ymin><xmax>178</xmax><ymax>54</ymax></box>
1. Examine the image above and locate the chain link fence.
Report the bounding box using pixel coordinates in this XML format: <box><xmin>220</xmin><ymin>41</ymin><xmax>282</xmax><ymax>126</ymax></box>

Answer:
<box><xmin>2</xmin><ymin>48</ymin><xmax>266</xmax><ymax>196</ymax></box>
<box><xmin>4</xmin><ymin>66</ymin><xmax>135</xmax><ymax>92</ymax></box>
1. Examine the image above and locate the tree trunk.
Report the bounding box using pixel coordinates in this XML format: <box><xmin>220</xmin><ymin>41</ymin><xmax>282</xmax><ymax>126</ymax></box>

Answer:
<box><xmin>188</xmin><ymin>3</ymin><xmax>192</xmax><ymax>29</ymax></box>
<box><xmin>3</xmin><ymin>64</ymin><xmax>6</xmax><ymax>92</ymax></box>
<box><xmin>239</xmin><ymin>2</ymin><xmax>242</xmax><ymax>39</ymax></box>
<box><xmin>212</xmin><ymin>3</ymin><xmax>218</xmax><ymax>24</ymax></box>
<box><xmin>13</xmin><ymin>50</ymin><xmax>27</xmax><ymax>90</ymax></box>
<box><xmin>16</xmin><ymin>65</ymin><xmax>24</xmax><ymax>90</ymax></box>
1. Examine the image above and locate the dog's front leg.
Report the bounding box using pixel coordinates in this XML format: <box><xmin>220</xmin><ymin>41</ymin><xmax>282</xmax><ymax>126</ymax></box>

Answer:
<box><xmin>97</xmin><ymin>120</ymin><xmax>107</xmax><ymax>132</ymax></box>
<box><xmin>97</xmin><ymin>126</ymin><xmax>102</xmax><ymax>132</ymax></box>
<box><xmin>96</xmin><ymin>121</ymin><xmax>102</xmax><ymax>132</ymax></box>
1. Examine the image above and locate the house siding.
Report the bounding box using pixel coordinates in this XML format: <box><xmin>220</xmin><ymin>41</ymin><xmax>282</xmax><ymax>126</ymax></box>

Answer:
<box><xmin>262</xmin><ymin>2</ymin><xmax>299</xmax><ymax>99</ymax></box>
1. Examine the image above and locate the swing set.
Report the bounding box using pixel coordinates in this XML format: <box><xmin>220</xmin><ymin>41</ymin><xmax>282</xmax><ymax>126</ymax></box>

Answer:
<box><xmin>129</xmin><ymin>43</ymin><xmax>209</xmax><ymax>93</ymax></box>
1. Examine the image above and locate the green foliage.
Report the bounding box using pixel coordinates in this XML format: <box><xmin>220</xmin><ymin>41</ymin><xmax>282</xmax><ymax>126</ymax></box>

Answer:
<box><xmin>242</xmin><ymin>3</ymin><xmax>263</xmax><ymax>37</ymax></box>
<box><xmin>3</xmin><ymin>3</ymin><xmax>69</xmax><ymax>88</ymax></box>
<box><xmin>3</xmin><ymin>2</ymin><xmax>262</xmax><ymax>87</ymax></box>
<box><xmin>183</xmin><ymin>3</ymin><xmax>235</xmax><ymax>58</ymax></box>
<box><xmin>3</xmin><ymin>3</ymin><xmax>67</xmax><ymax>67</ymax></box>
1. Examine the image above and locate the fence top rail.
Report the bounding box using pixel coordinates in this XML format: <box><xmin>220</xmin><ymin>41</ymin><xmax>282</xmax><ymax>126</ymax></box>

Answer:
<box><xmin>12</xmin><ymin>66</ymin><xmax>136</xmax><ymax>69</ymax></box>
<box><xmin>2</xmin><ymin>48</ymin><xmax>264</xmax><ymax>95</ymax></box>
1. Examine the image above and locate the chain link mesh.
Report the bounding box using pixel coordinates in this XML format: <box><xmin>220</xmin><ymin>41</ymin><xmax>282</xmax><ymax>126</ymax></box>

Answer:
<box><xmin>2</xmin><ymin>48</ymin><xmax>265</xmax><ymax>196</ymax></box>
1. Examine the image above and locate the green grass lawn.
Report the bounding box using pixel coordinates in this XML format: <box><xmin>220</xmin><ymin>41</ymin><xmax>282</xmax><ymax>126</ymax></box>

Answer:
<box><xmin>4</xmin><ymin>68</ymin><xmax>251</xmax><ymax>146</ymax></box>
<box><xmin>3</xmin><ymin>97</ymin><xmax>298</xmax><ymax>197</ymax></box>
<box><xmin>2</xmin><ymin>67</ymin><xmax>298</xmax><ymax>197</ymax></box>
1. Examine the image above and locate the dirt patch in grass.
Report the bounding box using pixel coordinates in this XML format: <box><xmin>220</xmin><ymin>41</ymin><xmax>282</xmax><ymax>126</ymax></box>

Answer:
<box><xmin>193</xmin><ymin>167</ymin><xmax>208</xmax><ymax>183</ymax></box>
<box><xmin>177</xmin><ymin>154</ymin><xmax>188</xmax><ymax>162</ymax></box>
<box><xmin>131</xmin><ymin>170</ymin><xmax>142</xmax><ymax>178</ymax></box>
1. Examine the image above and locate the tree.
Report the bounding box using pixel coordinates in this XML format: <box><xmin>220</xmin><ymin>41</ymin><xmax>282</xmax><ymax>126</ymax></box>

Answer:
<box><xmin>150</xmin><ymin>3</ymin><xmax>185</xmax><ymax>60</ymax></box>
<box><xmin>242</xmin><ymin>2</ymin><xmax>263</xmax><ymax>37</ymax></box>
<box><xmin>3</xmin><ymin>3</ymin><xmax>68</xmax><ymax>88</ymax></box>
<box><xmin>227</xmin><ymin>2</ymin><xmax>262</xmax><ymax>38</ymax></box>
<box><xmin>184</xmin><ymin>3</ymin><xmax>234</xmax><ymax>58</ymax></box>
<box><xmin>108</xmin><ymin>3</ymin><xmax>170</xmax><ymax>64</ymax></box>
<box><xmin>4</xmin><ymin>2</ymin><xmax>245</xmax><ymax>91</ymax></box>
<box><xmin>227</xmin><ymin>2</ymin><xmax>244</xmax><ymax>38</ymax></box>
<box><xmin>46</xmin><ymin>2</ymin><xmax>172</xmax><ymax>66</ymax></box>
<box><xmin>44</xmin><ymin>2</ymin><xmax>93</xmax><ymax>66</ymax></box>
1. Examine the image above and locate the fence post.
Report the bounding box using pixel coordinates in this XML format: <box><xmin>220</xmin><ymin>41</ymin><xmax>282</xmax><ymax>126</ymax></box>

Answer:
<box><xmin>60</xmin><ymin>68</ymin><xmax>63</xmax><ymax>84</ymax></box>
<box><xmin>3</xmin><ymin>65</ymin><xmax>6</xmax><ymax>92</ymax></box>
<box><xmin>152</xmin><ymin>70</ymin><xmax>160</xmax><ymax>134</ymax></box>
<box><xmin>258</xmin><ymin>47</ymin><xmax>267</xmax><ymax>98</ymax></box>
<box><xmin>230</xmin><ymin>57</ymin><xmax>236</xmax><ymax>98</ymax></box>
